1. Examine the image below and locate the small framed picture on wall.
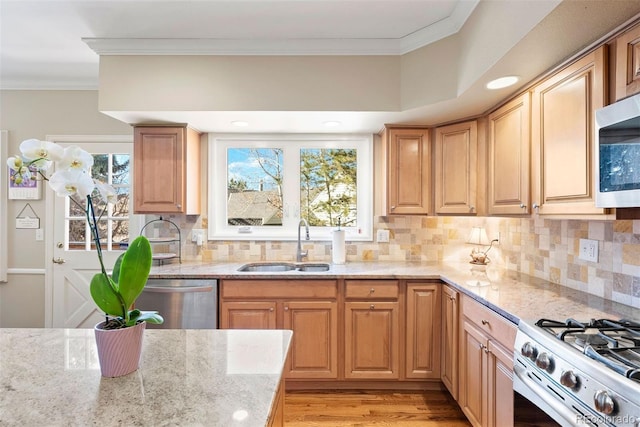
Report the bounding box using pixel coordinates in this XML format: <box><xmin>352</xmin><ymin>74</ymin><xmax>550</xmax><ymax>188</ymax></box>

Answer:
<box><xmin>8</xmin><ymin>167</ymin><xmax>42</xmax><ymax>200</ymax></box>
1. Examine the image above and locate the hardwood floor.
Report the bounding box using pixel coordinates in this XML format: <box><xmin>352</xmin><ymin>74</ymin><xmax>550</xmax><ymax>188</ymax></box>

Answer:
<box><xmin>284</xmin><ymin>390</ymin><xmax>471</xmax><ymax>426</ymax></box>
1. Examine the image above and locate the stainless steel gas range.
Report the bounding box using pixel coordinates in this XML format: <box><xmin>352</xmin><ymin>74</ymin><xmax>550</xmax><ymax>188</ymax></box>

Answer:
<box><xmin>514</xmin><ymin>318</ymin><xmax>640</xmax><ymax>427</ymax></box>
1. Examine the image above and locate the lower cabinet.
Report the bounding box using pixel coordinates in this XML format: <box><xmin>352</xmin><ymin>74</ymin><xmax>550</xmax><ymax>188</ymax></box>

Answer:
<box><xmin>405</xmin><ymin>282</ymin><xmax>441</xmax><ymax>379</ymax></box>
<box><xmin>344</xmin><ymin>280</ymin><xmax>400</xmax><ymax>379</ymax></box>
<box><xmin>441</xmin><ymin>284</ymin><xmax>459</xmax><ymax>399</ymax></box>
<box><xmin>458</xmin><ymin>294</ymin><xmax>517</xmax><ymax>427</ymax></box>
<box><xmin>219</xmin><ymin>280</ymin><xmax>339</xmax><ymax>380</ymax></box>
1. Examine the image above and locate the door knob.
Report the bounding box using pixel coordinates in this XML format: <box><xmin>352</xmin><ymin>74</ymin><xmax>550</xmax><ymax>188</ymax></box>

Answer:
<box><xmin>52</xmin><ymin>257</ymin><xmax>66</xmax><ymax>264</ymax></box>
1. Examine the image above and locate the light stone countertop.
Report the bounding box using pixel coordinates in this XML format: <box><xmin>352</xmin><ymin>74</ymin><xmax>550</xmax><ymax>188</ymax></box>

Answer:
<box><xmin>0</xmin><ymin>328</ymin><xmax>292</xmax><ymax>427</ymax></box>
<box><xmin>149</xmin><ymin>260</ymin><xmax>639</xmax><ymax>325</ymax></box>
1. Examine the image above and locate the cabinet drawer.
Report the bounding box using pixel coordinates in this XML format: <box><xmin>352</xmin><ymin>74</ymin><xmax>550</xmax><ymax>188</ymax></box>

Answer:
<box><xmin>345</xmin><ymin>280</ymin><xmax>398</xmax><ymax>299</ymax></box>
<box><xmin>461</xmin><ymin>295</ymin><xmax>516</xmax><ymax>350</ymax></box>
<box><xmin>221</xmin><ymin>280</ymin><xmax>337</xmax><ymax>299</ymax></box>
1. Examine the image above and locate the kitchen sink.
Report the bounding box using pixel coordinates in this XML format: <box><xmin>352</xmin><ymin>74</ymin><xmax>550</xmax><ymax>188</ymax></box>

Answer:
<box><xmin>237</xmin><ymin>262</ymin><xmax>330</xmax><ymax>272</ymax></box>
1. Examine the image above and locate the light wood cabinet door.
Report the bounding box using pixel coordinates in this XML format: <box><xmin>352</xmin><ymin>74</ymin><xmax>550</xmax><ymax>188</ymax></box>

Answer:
<box><xmin>459</xmin><ymin>319</ymin><xmax>487</xmax><ymax>427</ymax></box>
<box><xmin>441</xmin><ymin>285</ymin><xmax>459</xmax><ymax>400</ymax></box>
<box><xmin>405</xmin><ymin>283</ymin><xmax>441</xmax><ymax>379</ymax></box>
<box><xmin>220</xmin><ymin>301</ymin><xmax>277</xmax><ymax>329</ymax></box>
<box><xmin>615</xmin><ymin>23</ymin><xmax>640</xmax><ymax>101</ymax></box>
<box><xmin>488</xmin><ymin>93</ymin><xmax>531</xmax><ymax>215</ymax></box>
<box><xmin>344</xmin><ymin>301</ymin><xmax>399</xmax><ymax>379</ymax></box>
<box><xmin>531</xmin><ymin>46</ymin><xmax>607</xmax><ymax>216</ymax></box>
<box><xmin>434</xmin><ymin>121</ymin><xmax>478</xmax><ymax>215</ymax></box>
<box><xmin>386</xmin><ymin>128</ymin><xmax>431</xmax><ymax>215</ymax></box>
<box><xmin>283</xmin><ymin>300</ymin><xmax>338</xmax><ymax>379</ymax></box>
<box><xmin>133</xmin><ymin>126</ymin><xmax>201</xmax><ymax>214</ymax></box>
<box><xmin>487</xmin><ymin>340</ymin><xmax>514</xmax><ymax>427</ymax></box>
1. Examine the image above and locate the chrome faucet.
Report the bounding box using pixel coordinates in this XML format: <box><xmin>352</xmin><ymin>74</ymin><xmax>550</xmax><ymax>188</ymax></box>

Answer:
<box><xmin>297</xmin><ymin>218</ymin><xmax>310</xmax><ymax>262</ymax></box>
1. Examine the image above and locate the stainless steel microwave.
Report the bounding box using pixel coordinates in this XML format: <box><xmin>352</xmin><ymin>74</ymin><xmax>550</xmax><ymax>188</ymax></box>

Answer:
<box><xmin>595</xmin><ymin>93</ymin><xmax>640</xmax><ymax>208</ymax></box>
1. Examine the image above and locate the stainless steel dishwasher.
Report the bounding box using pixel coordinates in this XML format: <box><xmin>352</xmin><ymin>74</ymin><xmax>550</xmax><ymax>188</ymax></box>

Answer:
<box><xmin>136</xmin><ymin>279</ymin><xmax>217</xmax><ymax>329</ymax></box>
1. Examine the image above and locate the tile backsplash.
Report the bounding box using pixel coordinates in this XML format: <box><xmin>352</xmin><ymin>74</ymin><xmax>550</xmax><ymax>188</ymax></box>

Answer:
<box><xmin>155</xmin><ymin>214</ymin><xmax>640</xmax><ymax>308</ymax></box>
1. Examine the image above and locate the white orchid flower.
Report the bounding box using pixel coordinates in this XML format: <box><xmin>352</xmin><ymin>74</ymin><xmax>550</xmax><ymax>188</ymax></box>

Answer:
<box><xmin>49</xmin><ymin>169</ymin><xmax>95</xmax><ymax>198</ymax></box>
<box><xmin>19</xmin><ymin>139</ymin><xmax>64</xmax><ymax>164</ymax></box>
<box><xmin>94</xmin><ymin>180</ymin><xmax>117</xmax><ymax>204</ymax></box>
<box><xmin>58</xmin><ymin>145</ymin><xmax>94</xmax><ymax>172</ymax></box>
<box><xmin>7</xmin><ymin>156</ymin><xmax>23</xmax><ymax>170</ymax></box>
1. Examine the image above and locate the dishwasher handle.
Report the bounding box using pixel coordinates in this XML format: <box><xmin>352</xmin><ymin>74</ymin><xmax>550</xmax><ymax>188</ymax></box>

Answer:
<box><xmin>143</xmin><ymin>285</ymin><xmax>214</xmax><ymax>293</ymax></box>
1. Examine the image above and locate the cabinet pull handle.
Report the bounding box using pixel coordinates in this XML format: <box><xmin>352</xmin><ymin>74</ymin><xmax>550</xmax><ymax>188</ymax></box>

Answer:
<box><xmin>370</xmin><ymin>304</ymin><xmax>375</xmax><ymax>310</ymax></box>
<box><xmin>481</xmin><ymin>319</ymin><xmax>489</xmax><ymax>326</ymax></box>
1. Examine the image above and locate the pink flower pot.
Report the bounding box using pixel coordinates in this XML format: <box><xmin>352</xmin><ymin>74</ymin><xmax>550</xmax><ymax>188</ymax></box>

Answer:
<box><xmin>94</xmin><ymin>320</ymin><xmax>145</xmax><ymax>377</ymax></box>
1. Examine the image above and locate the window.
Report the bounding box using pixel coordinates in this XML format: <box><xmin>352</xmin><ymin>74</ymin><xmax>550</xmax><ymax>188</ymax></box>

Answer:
<box><xmin>209</xmin><ymin>134</ymin><xmax>373</xmax><ymax>241</ymax></box>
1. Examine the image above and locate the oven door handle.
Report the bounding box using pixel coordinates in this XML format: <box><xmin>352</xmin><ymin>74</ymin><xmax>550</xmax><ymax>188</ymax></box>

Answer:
<box><xmin>513</xmin><ymin>363</ymin><xmax>593</xmax><ymax>427</ymax></box>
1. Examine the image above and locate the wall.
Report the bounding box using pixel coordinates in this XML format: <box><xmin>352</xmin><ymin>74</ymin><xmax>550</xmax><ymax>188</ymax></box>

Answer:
<box><xmin>0</xmin><ymin>90</ymin><xmax>132</xmax><ymax>327</ymax></box>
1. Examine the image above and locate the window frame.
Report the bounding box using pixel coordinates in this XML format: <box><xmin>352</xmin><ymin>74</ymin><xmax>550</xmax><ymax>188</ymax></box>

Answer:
<box><xmin>208</xmin><ymin>133</ymin><xmax>373</xmax><ymax>241</ymax></box>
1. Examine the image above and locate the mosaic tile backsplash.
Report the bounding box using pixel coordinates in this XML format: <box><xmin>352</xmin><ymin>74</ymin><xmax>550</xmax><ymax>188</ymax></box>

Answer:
<box><xmin>151</xmin><ymin>214</ymin><xmax>640</xmax><ymax>308</ymax></box>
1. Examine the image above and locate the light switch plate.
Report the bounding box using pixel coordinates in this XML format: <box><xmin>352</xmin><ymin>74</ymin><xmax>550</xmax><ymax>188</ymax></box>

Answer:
<box><xmin>579</xmin><ymin>238</ymin><xmax>598</xmax><ymax>263</ymax></box>
<box><xmin>191</xmin><ymin>229</ymin><xmax>204</xmax><ymax>243</ymax></box>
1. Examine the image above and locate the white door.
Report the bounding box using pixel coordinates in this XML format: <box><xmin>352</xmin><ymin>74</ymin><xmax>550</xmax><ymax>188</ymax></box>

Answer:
<box><xmin>47</xmin><ymin>137</ymin><xmax>139</xmax><ymax>328</ymax></box>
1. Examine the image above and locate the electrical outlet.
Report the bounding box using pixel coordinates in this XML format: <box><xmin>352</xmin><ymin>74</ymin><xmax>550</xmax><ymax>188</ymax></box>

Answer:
<box><xmin>579</xmin><ymin>238</ymin><xmax>599</xmax><ymax>262</ymax></box>
<box><xmin>376</xmin><ymin>229</ymin><xmax>390</xmax><ymax>243</ymax></box>
<box><xmin>191</xmin><ymin>229</ymin><xmax>204</xmax><ymax>243</ymax></box>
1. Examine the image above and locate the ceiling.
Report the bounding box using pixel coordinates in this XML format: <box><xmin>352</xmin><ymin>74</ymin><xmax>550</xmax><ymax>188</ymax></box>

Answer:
<box><xmin>2</xmin><ymin>0</ymin><xmax>640</xmax><ymax>133</ymax></box>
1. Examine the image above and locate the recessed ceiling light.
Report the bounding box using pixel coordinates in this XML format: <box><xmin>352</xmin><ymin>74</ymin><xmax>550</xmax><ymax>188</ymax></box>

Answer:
<box><xmin>323</xmin><ymin>121</ymin><xmax>342</xmax><ymax>128</ymax></box>
<box><xmin>231</xmin><ymin>120</ymin><xmax>249</xmax><ymax>127</ymax></box>
<box><xmin>486</xmin><ymin>76</ymin><xmax>519</xmax><ymax>90</ymax></box>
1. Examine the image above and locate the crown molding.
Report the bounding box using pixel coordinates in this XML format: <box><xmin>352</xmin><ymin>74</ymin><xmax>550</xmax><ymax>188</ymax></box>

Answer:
<box><xmin>84</xmin><ymin>0</ymin><xmax>479</xmax><ymax>56</ymax></box>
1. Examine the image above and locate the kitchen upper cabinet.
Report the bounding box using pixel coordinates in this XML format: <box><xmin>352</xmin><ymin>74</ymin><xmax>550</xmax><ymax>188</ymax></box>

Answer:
<box><xmin>133</xmin><ymin>125</ymin><xmax>201</xmax><ymax>215</ymax></box>
<box><xmin>219</xmin><ymin>280</ymin><xmax>339</xmax><ymax>380</ymax></box>
<box><xmin>434</xmin><ymin>121</ymin><xmax>478</xmax><ymax>215</ymax></box>
<box><xmin>615</xmin><ymin>23</ymin><xmax>640</xmax><ymax>101</ymax></box>
<box><xmin>344</xmin><ymin>280</ymin><xmax>400</xmax><ymax>380</ymax></box>
<box><xmin>488</xmin><ymin>93</ymin><xmax>531</xmax><ymax>215</ymax></box>
<box><xmin>458</xmin><ymin>295</ymin><xmax>516</xmax><ymax>427</ymax></box>
<box><xmin>441</xmin><ymin>284</ymin><xmax>459</xmax><ymax>400</ymax></box>
<box><xmin>531</xmin><ymin>46</ymin><xmax>608</xmax><ymax>216</ymax></box>
<box><xmin>380</xmin><ymin>127</ymin><xmax>431</xmax><ymax>215</ymax></box>
<box><xmin>405</xmin><ymin>282</ymin><xmax>441</xmax><ymax>379</ymax></box>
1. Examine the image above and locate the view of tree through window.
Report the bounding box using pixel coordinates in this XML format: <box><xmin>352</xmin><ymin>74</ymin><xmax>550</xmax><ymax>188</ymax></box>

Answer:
<box><xmin>227</xmin><ymin>148</ymin><xmax>284</xmax><ymax>226</ymax></box>
<box><xmin>68</xmin><ymin>153</ymin><xmax>130</xmax><ymax>250</ymax></box>
<box><xmin>301</xmin><ymin>148</ymin><xmax>357</xmax><ymax>227</ymax></box>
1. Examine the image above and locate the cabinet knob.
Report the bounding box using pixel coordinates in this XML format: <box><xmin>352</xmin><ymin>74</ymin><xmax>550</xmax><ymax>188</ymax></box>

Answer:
<box><xmin>519</xmin><ymin>203</ymin><xmax>526</xmax><ymax>209</ymax></box>
<box><xmin>484</xmin><ymin>347</ymin><xmax>490</xmax><ymax>354</ymax></box>
<box><xmin>449</xmin><ymin>295</ymin><xmax>456</xmax><ymax>301</ymax></box>
<box><xmin>390</xmin><ymin>206</ymin><xmax>396</xmax><ymax>211</ymax></box>
<box><xmin>176</xmin><ymin>204</ymin><xmax>182</xmax><ymax>209</ymax></box>
<box><xmin>370</xmin><ymin>304</ymin><xmax>375</xmax><ymax>310</ymax></box>
<box><xmin>533</xmin><ymin>203</ymin><xmax>539</xmax><ymax>209</ymax></box>
<box><xmin>269</xmin><ymin>307</ymin><xmax>274</xmax><ymax>312</ymax></box>
<box><xmin>370</xmin><ymin>288</ymin><xmax>375</xmax><ymax>294</ymax></box>
<box><xmin>284</xmin><ymin>306</ymin><xmax>289</xmax><ymax>311</ymax></box>
<box><xmin>470</xmin><ymin>206</ymin><xmax>475</xmax><ymax>212</ymax></box>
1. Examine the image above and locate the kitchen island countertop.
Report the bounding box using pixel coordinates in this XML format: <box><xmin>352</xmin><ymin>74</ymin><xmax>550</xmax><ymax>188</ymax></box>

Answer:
<box><xmin>0</xmin><ymin>328</ymin><xmax>291</xmax><ymax>427</ymax></box>
<box><xmin>149</xmin><ymin>260</ymin><xmax>638</xmax><ymax>325</ymax></box>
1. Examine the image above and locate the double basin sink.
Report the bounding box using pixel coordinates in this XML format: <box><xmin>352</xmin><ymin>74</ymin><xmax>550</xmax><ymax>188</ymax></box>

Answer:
<box><xmin>238</xmin><ymin>262</ymin><xmax>331</xmax><ymax>272</ymax></box>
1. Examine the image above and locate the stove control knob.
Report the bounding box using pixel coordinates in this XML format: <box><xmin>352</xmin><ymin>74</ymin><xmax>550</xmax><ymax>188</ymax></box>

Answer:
<box><xmin>560</xmin><ymin>370</ymin><xmax>579</xmax><ymax>389</ymax></box>
<box><xmin>535</xmin><ymin>352</ymin><xmax>554</xmax><ymax>373</ymax></box>
<box><xmin>521</xmin><ymin>342</ymin><xmax>538</xmax><ymax>361</ymax></box>
<box><xmin>594</xmin><ymin>390</ymin><xmax>615</xmax><ymax>415</ymax></box>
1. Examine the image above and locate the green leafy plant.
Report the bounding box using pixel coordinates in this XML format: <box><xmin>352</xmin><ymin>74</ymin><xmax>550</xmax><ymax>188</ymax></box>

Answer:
<box><xmin>8</xmin><ymin>139</ymin><xmax>163</xmax><ymax>329</ymax></box>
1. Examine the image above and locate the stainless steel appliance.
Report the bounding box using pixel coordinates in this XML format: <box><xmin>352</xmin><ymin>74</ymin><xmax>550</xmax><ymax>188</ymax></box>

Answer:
<box><xmin>595</xmin><ymin>92</ymin><xmax>640</xmax><ymax>208</ymax></box>
<box><xmin>136</xmin><ymin>279</ymin><xmax>217</xmax><ymax>329</ymax></box>
<box><xmin>514</xmin><ymin>318</ymin><xmax>640</xmax><ymax>427</ymax></box>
